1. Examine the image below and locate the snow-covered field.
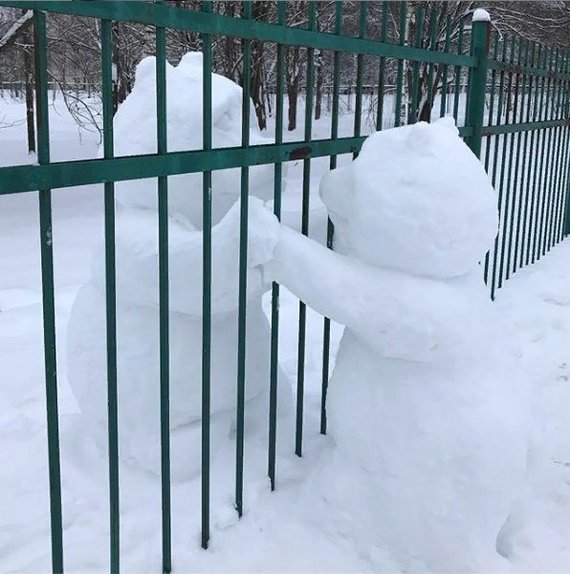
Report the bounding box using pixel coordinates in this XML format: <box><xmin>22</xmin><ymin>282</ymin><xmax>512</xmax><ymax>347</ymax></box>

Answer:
<box><xmin>1</xmin><ymin>89</ymin><xmax>570</xmax><ymax>573</ymax></box>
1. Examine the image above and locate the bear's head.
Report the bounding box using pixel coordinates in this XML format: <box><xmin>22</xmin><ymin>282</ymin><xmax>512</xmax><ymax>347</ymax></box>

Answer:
<box><xmin>112</xmin><ymin>53</ymin><xmax>276</xmax><ymax>229</ymax></box>
<box><xmin>319</xmin><ymin>118</ymin><xmax>498</xmax><ymax>279</ymax></box>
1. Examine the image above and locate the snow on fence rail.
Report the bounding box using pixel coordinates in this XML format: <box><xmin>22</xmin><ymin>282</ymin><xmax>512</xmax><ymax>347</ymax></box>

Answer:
<box><xmin>0</xmin><ymin>1</ymin><xmax>568</xmax><ymax>573</ymax></box>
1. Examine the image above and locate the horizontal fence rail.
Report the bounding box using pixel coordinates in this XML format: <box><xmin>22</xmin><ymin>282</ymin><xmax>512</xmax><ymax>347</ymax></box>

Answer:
<box><xmin>0</xmin><ymin>0</ymin><xmax>478</xmax><ymax>66</ymax></box>
<box><xmin>0</xmin><ymin>2</ymin><xmax>568</xmax><ymax>573</ymax></box>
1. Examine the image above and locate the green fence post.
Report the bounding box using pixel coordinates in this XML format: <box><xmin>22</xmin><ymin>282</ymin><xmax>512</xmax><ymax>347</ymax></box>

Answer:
<box><xmin>465</xmin><ymin>9</ymin><xmax>491</xmax><ymax>158</ymax></box>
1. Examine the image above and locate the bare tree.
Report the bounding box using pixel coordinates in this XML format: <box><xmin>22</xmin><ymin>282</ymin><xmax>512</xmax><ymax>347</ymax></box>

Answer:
<box><xmin>403</xmin><ymin>2</ymin><xmax>476</xmax><ymax>124</ymax></box>
<box><xmin>2</xmin><ymin>0</ymin><xmax>569</xmax><ymax>146</ymax></box>
<box><xmin>0</xmin><ymin>8</ymin><xmax>35</xmax><ymax>152</ymax></box>
<box><xmin>250</xmin><ymin>1</ymin><xmax>271</xmax><ymax>130</ymax></box>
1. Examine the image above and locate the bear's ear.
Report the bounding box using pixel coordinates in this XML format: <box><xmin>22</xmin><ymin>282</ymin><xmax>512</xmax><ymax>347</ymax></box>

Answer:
<box><xmin>178</xmin><ymin>52</ymin><xmax>204</xmax><ymax>69</ymax></box>
<box><xmin>407</xmin><ymin>121</ymin><xmax>432</xmax><ymax>152</ymax></box>
<box><xmin>434</xmin><ymin>116</ymin><xmax>460</xmax><ymax>136</ymax></box>
<box><xmin>134</xmin><ymin>56</ymin><xmax>157</xmax><ymax>86</ymax></box>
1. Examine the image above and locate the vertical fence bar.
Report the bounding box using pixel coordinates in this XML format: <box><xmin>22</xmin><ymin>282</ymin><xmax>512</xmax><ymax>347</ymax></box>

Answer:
<box><xmin>562</xmin><ymin>128</ymin><xmax>570</xmax><ymax>238</ymax></box>
<box><xmin>101</xmin><ymin>18</ymin><xmax>120</xmax><ymax>574</ymax></box>
<box><xmin>542</xmin><ymin>50</ymin><xmax>557</xmax><ymax>253</ymax></box>
<box><xmin>321</xmin><ymin>0</ymin><xmax>343</xmax><ymax>436</ymax></box>
<box><xmin>548</xmin><ymin>57</ymin><xmax>567</xmax><ymax>244</ymax></box>
<box><xmin>559</xmin><ymin>53</ymin><xmax>570</xmax><ymax>238</ymax></box>
<box><xmin>538</xmin><ymin>49</ymin><xmax>558</xmax><ymax>257</ymax></box>
<box><xmin>510</xmin><ymin>38</ymin><xmax>528</xmax><ymax>274</ymax></box>
<box><xmin>518</xmin><ymin>42</ymin><xmax>536</xmax><ymax>269</ymax></box>
<box><xmin>452</xmin><ymin>18</ymin><xmax>464</xmax><ymax>124</ymax></box>
<box><xmin>439</xmin><ymin>13</ymin><xmax>451</xmax><ymax>118</ymax></box>
<box><xmin>557</xmin><ymin>57</ymin><xmax>570</xmax><ymax>239</ymax></box>
<box><xmin>556</xmin><ymin>56</ymin><xmax>569</xmax><ymax>241</ymax></box>
<box><xmin>548</xmin><ymin>55</ymin><xmax>566</xmax><ymax>249</ymax></box>
<box><xmin>375</xmin><ymin>2</ymin><xmax>388</xmax><ymax>131</ymax></box>
<box><xmin>489</xmin><ymin>36</ymin><xmax>509</xmax><ymax>299</ymax></box>
<box><xmin>539</xmin><ymin>47</ymin><xmax>551</xmax><ymax>256</ymax></box>
<box><xmin>155</xmin><ymin>14</ymin><xmax>171</xmax><ymax>573</ymax></box>
<box><xmin>409</xmin><ymin>4</ymin><xmax>424</xmax><ymax>124</ymax></box>
<box><xmin>464</xmin><ymin>23</ymin><xmax>473</xmax><ymax>121</ymax></box>
<box><xmin>394</xmin><ymin>1</ymin><xmax>406</xmax><ymax>127</ymax></box>
<box><xmin>353</xmin><ymin>1</ymin><xmax>366</xmax><ymax>143</ymax></box>
<box><xmin>34</xmin><ymin>10</ymin><xmax>64</xmax><ymax>574</ymax></box>
<box><xmin>235</xmin><ymin>0</ymin><xmax>253</xmax><ymax>518</ymax></box>
<box><xmin>527</xmin><ymin>45</ymin><xmax>543</xmax><ymax>264</ymax></box>
<box><xmin>268</xmin><ymin>0</ymin><xmax>286</xmax><ymax>491</ymax></box>
<box><xmin>496</xmin><ymin>36</ymin><xmax>517</xmax><ymax>290</ymax></box>
<box><xmin>525</xmin><ymin>43</ymin><xmax>543</xmax><ymax>266</ymax></box>
<box><xmin>551</xmin><ymin>56</ymin><xmax>565</xmax><ymax>242</ymax></box>
<box><xmin>465</xmin><ymin>11</ymin><xmax>490</xmax><ymax>158</ymax></box>
<box><xmin>533</xmin><ymin>46</ymin><xmax>554</xmax><ymax>263</ymax></box>
<box><xmin>424</xmin><ymin>9</ymin><xmax>437</xmax><ymax>123</ymax></box>
<box><xmin>504</xmin><ymin>37</ymin><xmax>522</xmax><ymax>280</ymax></box>
<box><xmin>483</xmin><ymin>32</ymin><xmax>499</xmax><ymax>285</ymax></box>
<box><xmin>562</xmin><ymin>148</ymin><xmax>570</xmax><ymax>237</ymax></box>
<box><xmin>541</xmin><ymin>50</ymin><xmax>558</xmax><ymax>253</ymax></box>
<box><xmin>483</xmin><ymin>33</ymin><xmax>499</xmax><ymax>174</ymax></box>
<box><xmin>295</xmin><ymin>1</ymin><xmax>316</xmax><ymax>458</ymax></box>
<box><xmin>562</xmin><ymin>109</ymin><xmax>570</xmax><ymax>239</ymax></box>
<box><xmin>200</xmin><ymin>0</ymin><xmax>213</xmax><ymax>550</ymax></box>
<box><xmin>544</xmin><ymin>50</ymin><xmax>563</xmax><ymax>254</ymax></box>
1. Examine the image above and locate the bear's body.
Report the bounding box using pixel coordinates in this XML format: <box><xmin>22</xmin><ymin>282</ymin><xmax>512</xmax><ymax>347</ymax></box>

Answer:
<box><xmin>265</xmin><ymin>118</ymin><xmax>529</xmax><ymax>571</ymax></box>
<box><xmin>67</xmin><ymin>54</ymin><xmax>288</xmax><ymax>480</ymax></box>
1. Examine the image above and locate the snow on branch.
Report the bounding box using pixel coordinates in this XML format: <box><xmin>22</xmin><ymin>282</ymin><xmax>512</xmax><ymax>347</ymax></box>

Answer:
<box><xmin>0</xmin><ymin>10</ymin><xmax>33</xmax><ymax>52</ymax></box>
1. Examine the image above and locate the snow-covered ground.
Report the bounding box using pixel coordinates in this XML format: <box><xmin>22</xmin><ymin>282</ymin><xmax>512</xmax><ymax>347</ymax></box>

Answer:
<box><xmin>1</xmin><ymin>93</ymin><xmax>570</xmax><ymax>573</ymax></box>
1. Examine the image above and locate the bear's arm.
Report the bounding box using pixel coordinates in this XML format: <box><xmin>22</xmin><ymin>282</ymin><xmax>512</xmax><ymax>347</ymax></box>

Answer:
<box><xmin>94</xmin><ymin>199</ymin><xmax>275</xmax><ymax>315</ymax></box>
<box><xmin>264</xmin><ymin>224</ymin><xmax>482</xmax><ymax>362</ymax></box>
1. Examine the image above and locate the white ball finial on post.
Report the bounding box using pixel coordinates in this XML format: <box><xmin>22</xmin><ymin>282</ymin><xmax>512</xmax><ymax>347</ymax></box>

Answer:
<box><xmin>472</xmin><ymin>8</ymin><xmax>491</xmax><ymax>22</ymax></box>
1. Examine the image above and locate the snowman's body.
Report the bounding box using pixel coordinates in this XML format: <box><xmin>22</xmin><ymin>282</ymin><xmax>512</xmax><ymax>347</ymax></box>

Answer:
<box><xmin>265</xmin><ymin>118</ymin><xmax>529</xmax><ymax>571</ymax></box>
<box><xmin>67</xmin><ymin>53</ymin><xmax>288</xmax><ymax>480</ymax></box>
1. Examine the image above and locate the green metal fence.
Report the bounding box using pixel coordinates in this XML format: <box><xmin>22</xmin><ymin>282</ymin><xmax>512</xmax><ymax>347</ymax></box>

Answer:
<box><xmin>481</xmin><ymin>31</ymin><xmax>570</xmax><ymax>298</ymax></box>
<box><xmin>0</xmin><ymin>2</ymin><xmax>568</xmax><ymax>573</ymax></box>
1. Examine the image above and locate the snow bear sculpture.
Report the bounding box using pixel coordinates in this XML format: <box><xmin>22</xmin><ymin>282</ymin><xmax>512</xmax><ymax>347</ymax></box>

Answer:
<box><xmin>67</xmin><ymin>53</ymin><xmax>288</xmax><ymax>480</ymax></box>
<box><xmin>265</xmin><ymin>118</ymin><xmax>529</xmax><ymax>571</ymax></box>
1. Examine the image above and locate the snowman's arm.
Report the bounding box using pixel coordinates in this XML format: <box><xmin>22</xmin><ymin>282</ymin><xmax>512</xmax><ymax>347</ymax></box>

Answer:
<box><xmin>264</xmin><ymin>225</ymin><xmax>474</xmax><ymax>362</ymax></box>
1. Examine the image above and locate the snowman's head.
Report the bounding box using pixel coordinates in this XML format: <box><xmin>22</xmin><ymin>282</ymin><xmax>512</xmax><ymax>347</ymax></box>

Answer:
<box><xmin>319</xmin><ymin>118</ymin><xmax>498</xmax><ymax>279</ymax></box>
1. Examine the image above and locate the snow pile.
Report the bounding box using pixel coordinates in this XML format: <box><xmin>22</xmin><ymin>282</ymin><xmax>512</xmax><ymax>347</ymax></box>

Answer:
<box><xmin>265</xmin><ymin>118</ymin><xmax>529</xmax><ymax>571</ymax></box>
<box><xmin>67</xmin><ymin>54</ymin><xmax>290</xmax><ymax>480</ymax></box>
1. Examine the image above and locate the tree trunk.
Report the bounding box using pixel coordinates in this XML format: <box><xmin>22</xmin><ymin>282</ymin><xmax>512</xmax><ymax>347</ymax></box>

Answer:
<box><xmin>23</xmin><ymin>28</ymin><xmax>35</xmax><ymax>154</ymax></box>
<box><xmin>112</xmin><ymin>22</ymin><xmax>128</xmax><ymax>114</ymax></box>
<box><xmin>264</xmin><ymin>69</ymin><xmax>272</xmax><ymax>118</ymax></box>
<box><xmin>315</xmin><ymin>49</ymin><xmax>323</xmax><ymax>120</ymax></box>
<box><xmin>287</xmin><ymin>83</ymin><xmax>298</xmax><ymax>131</ymax></box>
<box><xmin>418</xmin><ymin>97</ymin><xmax>431</xmax><ymax>122</ymax></box>
<box><xmin>418</xmin><ymin>64</ymin><xmax>443</xmax><ymax>123</ymax></box>
<box><xmin>286</xmin><ymin>44</ymin><xmax>301</xmax><ymax>131</ymax></box>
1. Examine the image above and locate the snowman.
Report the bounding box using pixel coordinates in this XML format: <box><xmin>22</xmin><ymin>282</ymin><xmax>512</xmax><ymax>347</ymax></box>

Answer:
<box><xmin>264</xmin><ymin>117</ymin><xmax>529</xmax><ymax>571</ymax></box>
<box><xmin>67</xmin><ymin>53</ymin><xmax>289</xmax><ymax>481</ymax></box>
